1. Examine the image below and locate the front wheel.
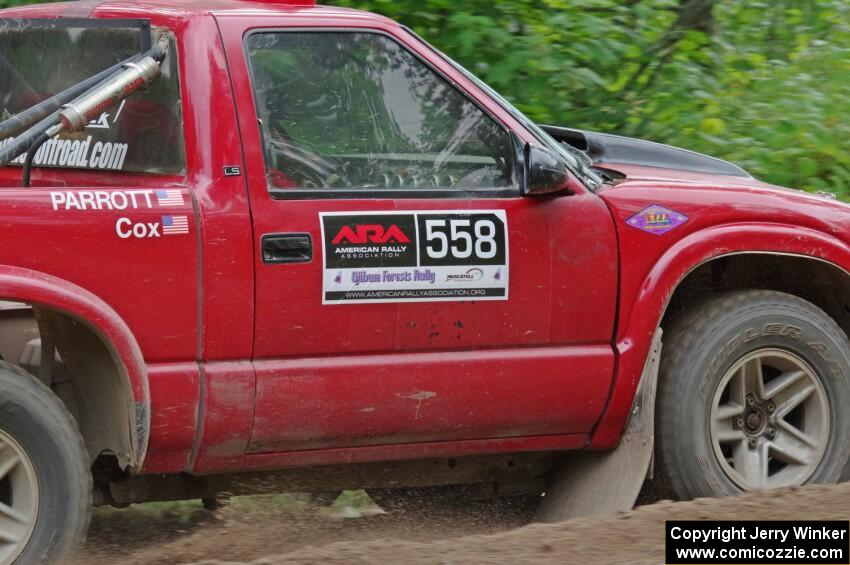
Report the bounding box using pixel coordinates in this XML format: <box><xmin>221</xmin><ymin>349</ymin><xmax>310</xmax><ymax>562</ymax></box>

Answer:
<box><xmin>655</xmin><ymin>290</ymin><xmax>850</xmax><ymax>500</ymax></box>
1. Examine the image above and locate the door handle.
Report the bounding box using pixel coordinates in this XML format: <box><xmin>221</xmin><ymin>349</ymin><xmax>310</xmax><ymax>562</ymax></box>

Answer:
<box><xmin>261</xmin><ymin>233</ymin><xmax>312</xmax><ymax>264</ymax></box>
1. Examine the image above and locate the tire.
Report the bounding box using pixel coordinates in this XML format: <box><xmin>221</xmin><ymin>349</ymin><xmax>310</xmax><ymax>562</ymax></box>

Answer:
<box><xmin>655</xmin><ymin>290</ymin><xmax>850</xmax><ymax>500</ymax></box>
<box><xmin>0</xmin><ymin>361</ymin><xmax>91</xmax><ymax>564</ymax></box>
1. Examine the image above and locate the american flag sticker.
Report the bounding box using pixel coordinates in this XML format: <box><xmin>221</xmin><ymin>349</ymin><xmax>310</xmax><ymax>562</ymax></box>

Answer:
<box><xmin>162</xmin><ymin>215</ymin><xmax>189</xmax><ymax>235</ymax></box>
<box><xmin>156</xmin><ymin>189</ymin><xmax>184</xmax><ymax>207</ymax></box>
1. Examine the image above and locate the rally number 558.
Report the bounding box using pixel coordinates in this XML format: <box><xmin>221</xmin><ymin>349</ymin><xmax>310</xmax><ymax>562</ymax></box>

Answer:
<box><xmin>417</xmin><ymin>213</ymin><xmax>507</xmax><ymax>267</ymax></box>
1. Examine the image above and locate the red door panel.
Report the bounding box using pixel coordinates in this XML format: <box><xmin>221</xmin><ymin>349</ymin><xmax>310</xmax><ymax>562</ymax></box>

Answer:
<box><xmin>218</xmin><ymin>14</ymin><xmax>619</xmax><ymax>455</ymax></box>
<box><xmin>252</xmin><ymin>199</ymin><xmax>398</xmax><ymax>358</ymax></box>
<box><xmin>251</xmin><ymin>345</ymin><xmax>613</xmax><ymax>452</ymax></box>
<box><xmin>395</xmin><ymin>194</ymin><xmax>618</xmax><ymax>350</ymax></box>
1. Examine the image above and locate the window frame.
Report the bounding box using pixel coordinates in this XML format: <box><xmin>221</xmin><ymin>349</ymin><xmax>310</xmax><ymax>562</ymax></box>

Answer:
<box><xmin>243</xmin><ymin>27</ymin><xmax>524</xmax><ymax>200</ymax></box>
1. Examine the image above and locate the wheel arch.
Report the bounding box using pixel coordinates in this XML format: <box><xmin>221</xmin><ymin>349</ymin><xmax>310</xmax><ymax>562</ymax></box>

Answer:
<box><xmin>662</xmin><ymin>253</ymin><xmax>850</xmax><ymax>339</ymax></box>
<box><xmin>590</xmin><ymin>222</ymin><xmax>850</xmax><ymax>448</ymax></box>
<box><xmin>0</xmin><ymin>265</ymin><xmax>149</xmax><ymax>470</ymax></box>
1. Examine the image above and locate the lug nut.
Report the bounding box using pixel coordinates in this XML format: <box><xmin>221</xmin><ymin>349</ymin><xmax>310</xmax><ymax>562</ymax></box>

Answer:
<box><xmin>746</xmin><ymin>394</ymin><xmax>756</xmax><ymax>407</ymax></box>
<box><xmin>735</xmin><ymin>417</ymin><xmax>744</xmax><ymax>429</ymax></box>
<box><xmin>748</xmin><ymin>438</ymin><xmax>758</xmax><ymax>449</ymax></box>
<box><xmin>766</xmin><ymin>401</ymin><xmax>776</xmax><ymax>413</ymax></box>
<box><xmin>766</xmin><ymin>427</ymin><xmax>777</xmax><ymax>439</ymax></box>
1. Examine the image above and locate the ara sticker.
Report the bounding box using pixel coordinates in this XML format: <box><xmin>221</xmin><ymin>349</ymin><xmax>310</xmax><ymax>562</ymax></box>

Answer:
<box><xmin>320</xmin><ymin>210</ymin><xmax>509</xmax><ymax>304</ymax></box>
<box><xmin>626</xmin><ymin>205</ymin><xmax>688</xmax><ymax>235</ymax></box>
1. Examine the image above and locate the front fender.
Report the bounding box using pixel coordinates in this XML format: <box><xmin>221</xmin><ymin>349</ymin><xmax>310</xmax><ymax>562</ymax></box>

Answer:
<box><xmin>0</xmin><ymin>265</ymin><xmax>149</xmax><ymax>465</ymax></box>
<box><xmin>591</xmin><ymin>223</ymin><xmax>850</xmax><ymax>448</ymax></box>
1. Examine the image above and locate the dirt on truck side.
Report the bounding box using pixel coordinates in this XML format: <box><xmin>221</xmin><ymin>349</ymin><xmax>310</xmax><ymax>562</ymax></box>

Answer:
<box><xmin>77</xmin><ymin>483</ymin><xmax>850</xmax><ymax>564</ymax></box>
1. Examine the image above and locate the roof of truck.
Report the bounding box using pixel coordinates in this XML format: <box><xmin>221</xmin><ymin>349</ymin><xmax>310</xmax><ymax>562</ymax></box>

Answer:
<box><xmin>0</xmin><ymin>0</ymin><xmax>392</xmax><ymax>27</ymax></box>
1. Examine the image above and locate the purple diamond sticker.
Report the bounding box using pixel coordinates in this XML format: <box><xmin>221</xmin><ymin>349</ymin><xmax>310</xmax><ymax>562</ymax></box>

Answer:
<box><xmin>626</xmin><ymin>205</ymin><xmax>688</xmax><ymax>236</ymax></box>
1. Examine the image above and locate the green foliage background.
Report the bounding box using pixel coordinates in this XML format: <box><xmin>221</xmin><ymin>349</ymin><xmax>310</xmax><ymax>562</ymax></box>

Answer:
<box><xmin>2</xmin><ymin>0</ymin><xmax>848</xmax><ymax>195</ymax></box>
<box><xmin>332</xmin><ymin>0</ymin><xmax>849</xmax><ymax>196</ymax></box>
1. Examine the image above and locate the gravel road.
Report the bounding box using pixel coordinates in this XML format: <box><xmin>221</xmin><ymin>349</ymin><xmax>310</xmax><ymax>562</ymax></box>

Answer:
<box><xmin>74</xmin><ymin>482</ymin><xmax>850</xmax><ymax>564</ymax></box>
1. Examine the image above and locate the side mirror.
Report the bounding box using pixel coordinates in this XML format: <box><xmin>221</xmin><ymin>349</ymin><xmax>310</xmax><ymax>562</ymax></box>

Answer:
<box><xmin>524</xmin><ymin>144</ymin><xmax>573</xmax><ymax>196</ymax></box>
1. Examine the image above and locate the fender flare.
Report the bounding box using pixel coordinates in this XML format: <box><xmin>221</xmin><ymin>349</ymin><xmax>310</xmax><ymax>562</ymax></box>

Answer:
<box><xmin>590</xmin><ymin>222</ymin><xmax>850</xmax><ymax>448</ymax></box>
<box><xmin>0</xmin><ymin>265</ymin><xmax>149</xmax><ymax>466</ymax></box>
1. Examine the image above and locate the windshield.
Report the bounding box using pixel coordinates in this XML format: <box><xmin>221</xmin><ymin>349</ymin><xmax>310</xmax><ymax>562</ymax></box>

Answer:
<box><xmin>0</xmin><ymin>21</ymin><xmax>185</xmax><ymax>175</ymax></box>
<box><xmin>401</xmin><ymin>27</ymin><xmax>602</xmax><ymax>190</ymax></box>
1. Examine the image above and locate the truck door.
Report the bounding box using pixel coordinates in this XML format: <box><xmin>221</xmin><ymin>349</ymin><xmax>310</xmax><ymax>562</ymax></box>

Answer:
<box><xmin>219</xmin><ymin>20</ymin><xmax>618</xmax><ymax>456</ymax></box>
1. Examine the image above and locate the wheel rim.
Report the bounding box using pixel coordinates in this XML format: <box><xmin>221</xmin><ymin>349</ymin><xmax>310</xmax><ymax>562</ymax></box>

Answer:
<box><xmin>0</xmin><ymin>430</ymin><xmax>38</xmax><ymax>565</ymax></box>
<box><xmin>709</xmin><ymin>348</ymin><xmax>829</xmax><ymax>491</ymax></box>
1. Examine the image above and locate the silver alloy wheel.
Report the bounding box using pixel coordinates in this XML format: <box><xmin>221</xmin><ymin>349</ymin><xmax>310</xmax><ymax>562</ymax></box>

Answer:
<box><xmin>0</xmin><ymin>430</ymin><xmax>38</xmax><ymax>565</ymax></box>
<box><xmin>709</xmin><ymin>349</ymin><xmax>829</xmax><ymax>490</ymax></box>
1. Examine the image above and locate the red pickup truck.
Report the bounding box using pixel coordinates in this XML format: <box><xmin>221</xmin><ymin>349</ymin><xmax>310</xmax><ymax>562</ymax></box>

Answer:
<box><xmin>2</xmin><ymin>0</ymin><xmax>850</xmax><ymax>561</ymax></box>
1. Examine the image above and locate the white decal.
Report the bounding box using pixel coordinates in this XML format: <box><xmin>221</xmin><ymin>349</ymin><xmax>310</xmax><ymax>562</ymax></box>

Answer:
<box><xmin>116</xmin><ymin>217</ymin><xmax>161</xmax><ymax>239</ymax></box>
<box><xmin>50</xmin><ymin>190</ymin><xmax>154</xmax><ymax>211</ymax></box>
<box><xmin>112</xmin><ymin>100</ymin><xmax>126</xmax><ymax>124</ymax></box>
<box><xmin>50</xmin><ymin>190</ymin><xmax>184</xmax><ymax>211</ymax></box>
<box><xmin>85</xmin><ymin>101</ymin><xmax>126</xmax><ymax>130</ymax></box>
<box><xmin>86</xmin><ymin>112</ymin><xmax>112</xmax><ymax>130</ymax></box>
<box><xmin>320</xmin><ymin>210</ymin><xmax>509</xmax><ymax>304</ymax></box>
<box><xmin>0</xmin><ymin>135</ymin><xmax>128</xmax><ymax>171</ymax></box>
<box><xmin>115</xmin><ymin>215</ymin><xmax>189</xmax><ymax>239</ymax></box>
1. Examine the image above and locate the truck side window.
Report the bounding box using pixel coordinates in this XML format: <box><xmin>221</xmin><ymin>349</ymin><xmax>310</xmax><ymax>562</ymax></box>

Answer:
<box><xmin>245</xmin><ymin>31</ymin><xmax>516</xmax><ymax>193</ymax></box>
<box><xmin>0</xmin><ymin>25</ymin><xmax>185</xmax><ymax>176</ymax></box>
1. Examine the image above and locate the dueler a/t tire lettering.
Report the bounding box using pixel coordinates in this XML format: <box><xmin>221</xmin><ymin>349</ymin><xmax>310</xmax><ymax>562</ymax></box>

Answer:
<box><xmin>654</xmin><ymin>290</ymin><xmax>850</xmax><ymax>499</ymax></box>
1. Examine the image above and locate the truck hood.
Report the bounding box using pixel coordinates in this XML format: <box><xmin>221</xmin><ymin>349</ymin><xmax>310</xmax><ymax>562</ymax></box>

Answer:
<box><xmin>541</xmin><ymin>125</ymin><xmax>751</xmax><ymax>179</ymax></box>
<box><xmin>541</xmin><ymin>126</ymin><xmax>850</xmax><ymax>214</ymax></box>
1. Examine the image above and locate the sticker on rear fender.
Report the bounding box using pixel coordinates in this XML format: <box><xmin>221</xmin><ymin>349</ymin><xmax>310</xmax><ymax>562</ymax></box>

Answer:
<box><xmin>320</xmin><ymin>211</ymin><xmax>509</xmax><ymax>304</ymax></box>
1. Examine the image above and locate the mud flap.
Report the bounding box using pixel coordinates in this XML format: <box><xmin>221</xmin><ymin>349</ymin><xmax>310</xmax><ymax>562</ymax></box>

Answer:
<box><xmin>535</xmin><ymin>329</ymin><xmax>662</xmax><ymax>522</ymax></box>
